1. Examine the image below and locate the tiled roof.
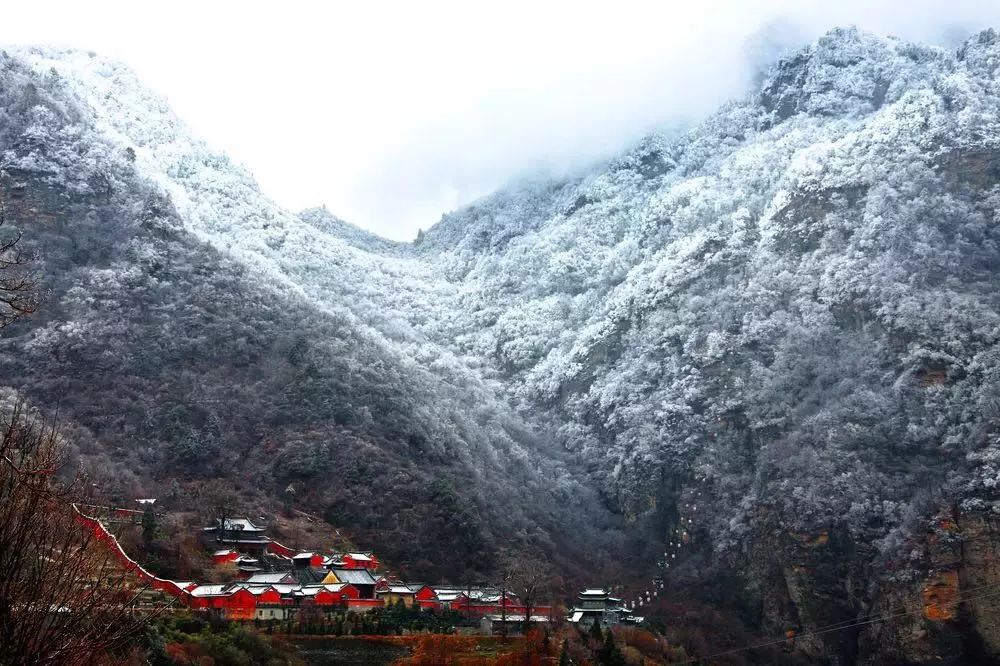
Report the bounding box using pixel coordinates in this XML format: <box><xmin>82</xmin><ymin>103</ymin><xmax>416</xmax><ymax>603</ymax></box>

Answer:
<box><xmin>298</xmin><ymin>583</ymin><xmax>350</xmax><ymax>596</ymax></box>
<box><xmin>346</xmin><ymin>552</ymin><xmax>373</xmax><ymax>561</ymax></box>
<box><xmin>217</xmin><ymin>538</ymin><xmax>272</xmax><ymax>545</ymax></box>
<box><xmin>189</xmin><ymin>584</ymin><xmax>230</xmax><ymax>597</ymax></box>
<box><xmin>484</xmin><ymin>614</ymin><xmax>551</xmax><ymax>622</ymax></box>
<box><xmin>203</xmin><ymin>518</ymin><xmax>265</xmax><ymax>532</ymax></box>
<box><xmin>329</xmin><ymin>568</ymin><xmax>377</xmax><ymax>585</ymax></box>
<box><xmin>293</xmin><ymin>567</ymin><xmax>328</xmax><ymax>585</ymax></box>
<box><xmin>245</xmin><ymin>572</ymin><xmax>296</xmax><ymax>584</ymax></box>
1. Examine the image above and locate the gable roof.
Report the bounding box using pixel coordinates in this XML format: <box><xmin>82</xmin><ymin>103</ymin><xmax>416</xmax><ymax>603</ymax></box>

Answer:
<box><xmin>297</xmin><ymin>583</ymin><xmax>349</xmax><ymax>595</ymax></box>
<box><xmin>323</xmin><ymin>583</ymin><xmax>349</xmax><ymax>593</ymax></box>
<box><xmin>245</xmin><ymin>572</ymin><xmax>296</xmax><ymax>584</ymax></box>
<box><xmin>204</xmin><ymin>518</ymin><xmax>265</xmax><ymax>533</ymax></box>
<box><xmin>240</xmin><ymin>583</ymin><xmax>293</xmax><ymax>595</ymax></box>
<box><xmin>189</xmin><ymin>584</ymin><xmax>230</xmax><ymax>597</ymax></box>
<box><xmin>328</xmin><ymin>568</ymin><xmax>377</xmax><ymax>585</ymax></box>
<box><xmin>292</xmin><ymin>567</ymin><xmax>328</xmax><ymax>585</ymax></box>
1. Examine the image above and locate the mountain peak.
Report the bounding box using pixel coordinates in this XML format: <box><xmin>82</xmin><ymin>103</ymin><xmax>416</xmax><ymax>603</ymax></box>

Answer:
<box><xmin>297</xmin><ymin>206</ymin><xmax>404</xmax><ymax>254</ymax></box>
<box><xmin>758</xmin><ymin>27</ymin><xmax>943</xmax><ymax>123</ymax></box>
<box><xmin>957</xmin><ymin>27</ymin><xmax>1000</xmax><ymax>77</ymax></box>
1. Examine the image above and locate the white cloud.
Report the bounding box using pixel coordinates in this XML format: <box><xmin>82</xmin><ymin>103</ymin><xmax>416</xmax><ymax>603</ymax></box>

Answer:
<box><xmin>1</xmin><ymin>0</ymin><xmax>998</xmax><ymax>239</ymax></box>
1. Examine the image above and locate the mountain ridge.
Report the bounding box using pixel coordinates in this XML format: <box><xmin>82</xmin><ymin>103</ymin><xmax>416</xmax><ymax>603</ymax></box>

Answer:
<box><xmin>4</xmin><ymin>26</ymin><xmax>1000</xmax><ymax>661</ymax></box>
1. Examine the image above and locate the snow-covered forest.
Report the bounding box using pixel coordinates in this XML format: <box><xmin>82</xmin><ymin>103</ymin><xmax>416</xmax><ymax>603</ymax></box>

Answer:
<box><xmin>3</xmin><ymin>27</ymin><xmax>1000</xmax><ymax>657</ymax></box>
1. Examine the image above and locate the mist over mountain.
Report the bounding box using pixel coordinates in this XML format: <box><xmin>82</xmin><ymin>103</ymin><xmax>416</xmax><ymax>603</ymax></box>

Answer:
<box><xmin>4</xmin><ymin>26</ymin><xmax>1000</xmax><ymax>662</ymax></box>
<box><xmin>0</xmin><ymin>46</ymin><xmax>622</xmax><ymax>584</ymax></box>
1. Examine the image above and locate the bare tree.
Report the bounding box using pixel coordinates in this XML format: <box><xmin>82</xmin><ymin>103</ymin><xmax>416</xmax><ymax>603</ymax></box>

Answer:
<box><xmin>198</xmin><ymin>478</ymin><xmax>240</xmax><ymax>543</ymax></box>
<box><xmin>500</xmin><ymin>552</ymin><xmax>555</xmax><ymax>637</ymax></box>
<box><xmin>496</xmin><ymin>562</ymin><xmax>512</xmax><ymax>640</ymax></box>
<box><xmin>0</xmin><ymin>184</ymin><xmax>38</xmax><ymax>329</ymax></box>
<box><xmin>0</xmin><ymin>402</ymin><xmax>154</xmax><ymax>665</ymax></box>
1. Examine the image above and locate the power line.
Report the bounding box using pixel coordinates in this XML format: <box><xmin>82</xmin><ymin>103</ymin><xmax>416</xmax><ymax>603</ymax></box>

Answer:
<box><xmin>680</xmin><ymin>582</ymin><xmax>1000</xmax><ymax>664</ymax></box>
<box><xmin>785</xmin><ymin>577</ymin><xmax>1000</xmax><ymax>637</ymax></box>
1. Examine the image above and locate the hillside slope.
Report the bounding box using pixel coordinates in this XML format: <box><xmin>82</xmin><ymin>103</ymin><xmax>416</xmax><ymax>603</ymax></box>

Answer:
<box><xmin>5</xmin><ymin>26</ymin><xmax>1000</xmax><ymax>662</ymax></box>
<box><xmin>0</xmin><ymin>47</ymin><xmax>620</xmax><ymax>582</ymax></box>
<box><xmin>413</xmin><ymin>27</ymin><xmax>1000</xmax><ymax>662</ymax></box>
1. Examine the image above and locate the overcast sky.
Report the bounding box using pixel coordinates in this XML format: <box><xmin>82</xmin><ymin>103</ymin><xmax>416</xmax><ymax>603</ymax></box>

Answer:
<box><xmin>2</xmin><ymin>1</ymin><xmax>999</xmax><ymax>240</ymax></box>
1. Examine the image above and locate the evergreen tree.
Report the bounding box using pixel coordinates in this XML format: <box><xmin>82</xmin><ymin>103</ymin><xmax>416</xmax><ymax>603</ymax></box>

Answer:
<box><xmin>589</xmin><ymin>617</ymin><xmax>603</xmax><ymax>643</ymax></box>
<box><xmin>598</xmin><ymin>629</ymin><xmax>626</xmax><ymax>666</ymax></box>
<box><xmin>141</xmin><ymin>503</ymin><xmax>157</xmax><ymax>551</ymax></box>
<box><xmin>559</xmin><ymin>640</ymin><xmax>572</xmax><ymax>666</ymax></box>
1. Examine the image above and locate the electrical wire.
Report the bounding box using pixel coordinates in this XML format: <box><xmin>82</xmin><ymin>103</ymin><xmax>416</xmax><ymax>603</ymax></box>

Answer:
<box><xmin>680</xmin><ymin>581</ymin><xmax>1000</xmax><ymax>664</ymax></box>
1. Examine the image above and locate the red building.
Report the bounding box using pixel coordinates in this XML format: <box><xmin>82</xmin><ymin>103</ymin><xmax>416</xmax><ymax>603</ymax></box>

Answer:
<box><xmin>292</xmin><ymin>552</ymin><xmax>326</xmax><ymax>569</ymax></box>
<box><xmin>212</xmin><ymin>549</ymin><xmax>240</xmax><ymax>565</ymax></box>
<box><xmin>311</xmin><ymin>583</ymin><xmax>359</xmax><ymax>605</ymax></box>
<box><xmin>341</xmin><ymin>552</ymin><xmax>379</xmax><ymax>570</ymax></box>
<box><xmin>267</xmin><ymin>540</ymin><xmax>297</xmax><ymax>558</ymax></box>
<box><xmin>187</xmin><ymin>585</ymin><xmax>258</xmax><ymax>620</ymax></box>
<box><xmin>413</xmin><ymin>585</ymin><xmax>440</xmax><ymax>609</ymax></box>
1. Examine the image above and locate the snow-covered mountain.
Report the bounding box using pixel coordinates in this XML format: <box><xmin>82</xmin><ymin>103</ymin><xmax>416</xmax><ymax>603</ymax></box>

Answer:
<box><xmin>0</xmin><ymin>44</ymin><xmax>620</xmax><ymax>584</ymax></box>
<box><xmin>5</xmin><ymin>26</ymin><xmax>1000</xmax><ymax>661</ymax></box>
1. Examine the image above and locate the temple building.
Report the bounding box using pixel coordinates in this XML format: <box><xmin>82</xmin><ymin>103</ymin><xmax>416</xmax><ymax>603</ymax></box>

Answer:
<box><xmin>567</xmin><ymin>588</ymin><xmax>635</xmax><ymax>628</ymax></box>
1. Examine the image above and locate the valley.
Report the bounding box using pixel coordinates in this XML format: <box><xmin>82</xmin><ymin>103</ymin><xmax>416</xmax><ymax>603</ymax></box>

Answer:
<box><xmin>3</xmin><ymin>25</ymin><xmax>1000</xmax><ymax>663</ymax></box>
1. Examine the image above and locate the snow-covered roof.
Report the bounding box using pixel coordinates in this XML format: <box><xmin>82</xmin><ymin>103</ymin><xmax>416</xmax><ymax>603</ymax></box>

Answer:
<box><xmin>292</xmin><ymin>552</ymin><xmax>316</xmax><ymax>559</ymax></box>
<box><xmin>189</xmin><ymin>584</ymin><xmax>230</xmax><ymax>597</ymax></box>
<box><xmin>580</xmin><ymin>588</ymin><xmax>609</xmax><ymax>596</ymax></box>
<box><xmin>470</xmin><ymin>589</ymin><xmax>514</xmax><ymax>602</ymax></box>
<box><xmin>135</xmin><ymin>498</ymin><xmax>156</xmax><ymax>505</ymax></box>
<box><xmin>245</xmin><ymin>572</ymin><xmax>295</xmax><ymax>584</ymax></box>
<box><xmin>346</xmin><ymin>552</ymin><xmax>373</xmax><ymax>561</ymax></box>
<box><xmin>212</xmin><ymin>549</ymin><xmax>235</xmax><ymax>557</ymax></box>
<box><xmin>203</xmin><ymin>518</ymin><xmax>265</xmax><ymax>532</ymax></box>
<box><xmin>484</xmin><ymin>614</ymin><xmax>551</xmax><ymax>623</ymax></box>
<box><xmin>329</xmin><ymin>568</ymin><xmax>377</xmax><ymax>585</ymax></box>
<box><xmin>298</xmin><ymin>583</ymin><xmax>349</xmax><ymax>594</ymax></box>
